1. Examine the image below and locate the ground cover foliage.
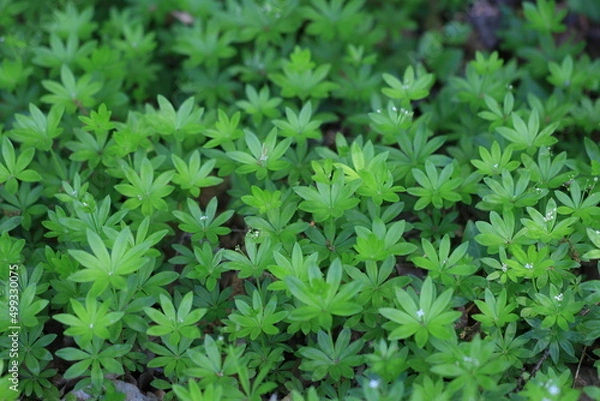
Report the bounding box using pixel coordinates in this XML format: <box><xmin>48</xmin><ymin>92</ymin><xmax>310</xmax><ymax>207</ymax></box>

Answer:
<box><xmin>0</xmin><ymin>0</ymin><xmax>600</xmax><ymax>400</ymax></box>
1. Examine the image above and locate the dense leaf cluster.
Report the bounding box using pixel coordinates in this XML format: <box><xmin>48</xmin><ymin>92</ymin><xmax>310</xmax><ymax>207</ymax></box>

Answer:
<box><xmin>0</xmin><ymin>0</ymin><xmax>599</xmax><ymax>400</ymax></box>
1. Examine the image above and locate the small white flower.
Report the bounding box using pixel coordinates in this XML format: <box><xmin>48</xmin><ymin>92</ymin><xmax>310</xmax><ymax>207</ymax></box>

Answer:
<box><xmin>368</xmin><ymin>379</ymin><xmax>379</xmax><ymax>389</ymax></box>
<box><xmin>554</xmin><ymin>293</ymin><xmax>563</xmax><ymax>302</ymax></box>
<box><xmin>547</xmin><ymin>384</ymin><xmax>560</xmax><ymax>395</ymax></box>
<box><xmin>462</xmin><ymin>356</ymin><xmax>479</xmax><ymax>366</ymax></box>
<box><xmin>416</xmin><ymin>309</ymin><xmax>425</xmax><ymax>319</ymax></box>
<box><xmin>501</xmin><ymin>263</ymin><xmax>507</xmax><ymax>272</ymax></box>
<box><xmin>493</xmin><ymin>163</ymin><xmax>499</xmax><ymax>169</ymax></box>
<box><xmin>199</xmin><ymin>215</ymin><xmax>208</xmax><ymax>221</ymax></box>
<box><xmin>543</xmin><ymin>208</ymin><xmax>557</xmax><ymax>222</ymax></box>
<box><xmin>524</xmin><ymin>263</ymin><xmax>533</xmax><ymax>269</ymax></box>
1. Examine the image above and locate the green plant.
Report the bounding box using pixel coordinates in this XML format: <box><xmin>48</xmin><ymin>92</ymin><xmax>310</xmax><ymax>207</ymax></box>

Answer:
<box><xmin>407</xmin><ymin>160</ymin><xmax>463</xmax><ymax>210</ymax></box>
<box><xmin>55</xmin><ymin>338</ymin><xmax>131</xmax><ymax>394</ymax></box>
<box><xmin>1</xmin><ymin>0</ymin><xmax>599</xmax><ymax>399</ymax></box>
<box><xmin>144</xmin><ymin>292</ymin><xmax>206</xmax><ymax>344</ymax></box>
<box><xmin>285</xmin><ymin>258</ymin><xmax>363</xmax><ymax>333</ymax></box>
<box><xmin>298</xmin><ymin>328</ymin><xmax>364</xmax><ymax>381</ymax></box>
<box><xmin>379</xmin><ymin>277</ymin><xmax>461</xmax><ymax>347</ymax></box>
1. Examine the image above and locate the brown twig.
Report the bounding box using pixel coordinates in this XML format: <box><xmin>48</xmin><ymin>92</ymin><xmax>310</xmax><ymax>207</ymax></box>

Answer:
<box><xmin>574</xmin><ymin>345</ymin><xmax>587</xmax><ymax>382</ymax></box>
<box><xmin>515</xmin><ymin>348</ymin><xmax>551</xmax><ymax>392</ymax></box>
